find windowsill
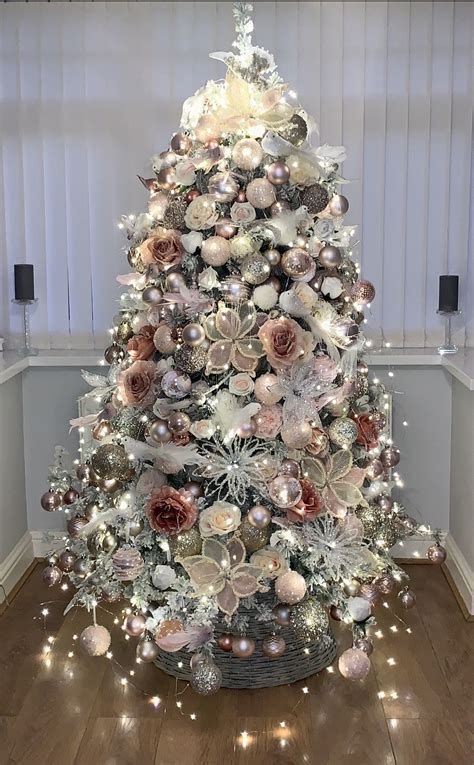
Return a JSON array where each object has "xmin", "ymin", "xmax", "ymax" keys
[{"xmin": 1, "ymin": 346, "xmax": 474, "ymax": 390}]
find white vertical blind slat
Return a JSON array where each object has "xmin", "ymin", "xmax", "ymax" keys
[{"xmin": 0, "ymin": 1, "xmax": 472, "ymax": 350}]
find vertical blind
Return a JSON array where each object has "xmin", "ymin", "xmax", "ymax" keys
[{"xmin": 0, "ymin": 1, "xmax": 472, "ymax": 350}]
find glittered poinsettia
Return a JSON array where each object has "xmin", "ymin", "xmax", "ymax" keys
[
  {"xmin": 301, "ymin": 450, "xmax": 366, "ymax": 518},
  {"xmin": 203, "ymin": 301, "xmax": 264, "ymax": 374},
  {"xmin": 177, "ymin": 536, "xmax": 264, "ymax": 617}
]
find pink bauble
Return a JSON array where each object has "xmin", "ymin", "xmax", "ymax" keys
[
  {"xmin": 247, "ymin": 505, "xmax": 272, "ymax": 529},
  {"xmin": 281, "ymin": 248, "xmax": 314, "ymax": 281},
  {"xmin": 279, "ymin": 459, "xmax": 300, "ymax": 478},
  {"xmin": 201, "ymin": 236, "xmax": 231, "ymax": 266},
  {"xmin": 380, "ymin": 446, "xmax": 400, "ymax": 469},
  {"xmin": 170, "ymin": 132, "xmax": 192, "ymax": 155},
  {"xmin": 215, "ymin": 217, "xmax": 238, "ymax": 239},
  {"xmin": 270, "ymin": 200, "xmax": 291, "ymax": 217},
  {"xmin": 237, "ymin": 420, "xmax": 257, "ymax": 439},
  {"xmin": 232, "ymin": 138, "xmax": 263, "ymax": 170},
  {"xmin": 266, "ymin": 161, "xmax": 290, "ymax": 186},
  {"xmin": 328, "ymin": 194, "xmax": 349, "ymax": 216},
  {"xmin": 42, "ymin": 565, "xmax": 62, "ymax": 587},
  {"xmin": 338, "ymin": 648, "xmax": 371, "ymax": 680},
  {"xmin": 366, "ymin": 459, "xmax": 384, "ymax": 481},
  {"xmin": 254, "ymin": 374, "xmax": 283, "ymax": 405},
  {"xmin": 195, "ymin": 114, "xmax": 221, "ymax": 143},
  {"xmin": 281, "ymin": 420, "xmax": 313, "ymax": 449},
  {"xmin": 41, "ymin": 491, "xmax": 61, "ymax": 512},
  {"xmin": 427, "ymin": 544, "xmax": 447, "ymax": 565},
  {"xmin": 136, "ymin": 640, "xmax": 159, "ymax": 662},
  {"xmin": 268, "ymin": 475, "xmax": 302, "ymax": 508},
  {"xmin": 399, "ymin": 589, "xmax": 417, "ymax": 609},
  {"xmin": 208, "ymin": 172, "xmax": 239, "ymax": 203},
  {"xmin": 123, "ymin": 613, "xmax": 147, "ymax": 637},
  {"xmin": 157, "ymin": 166, "xmax": 177, "ymax": 190},
  {"xmin": 153, "ymin": 325, "xmax": 177, "ymax": 355},
  {"xmin": 80, "ymin": 624, "xmax": 111, "ymax": 657},
  {"xmin": 275, "ymin": 571, "xmax": 307, "ymax": 604},
  {"xmin": 262, "ymin": 635, "xmax": 286, "ymax": 658},
  {"xmin": 246, "ymin": 178, "xmax": 276, "ymax": 209},
  {"xmin": 148, "ymin": 419, "xmax": 172, "ymax": 444},
  {"xmin": 231, "ymin": 636, "xmax": 255, "ymax": 658}
]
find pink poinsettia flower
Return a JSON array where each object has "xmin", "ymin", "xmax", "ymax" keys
[
  {"xmin": 177, "ymin": 536, "xmax": 264, "ymax": 617},
  {"xmin": 301, "ymin": 450, "xmax": 366, "ymax": 519},
  {"xmin": 203, "ymin": 301, "xmax": 264, "ymax": 374}
]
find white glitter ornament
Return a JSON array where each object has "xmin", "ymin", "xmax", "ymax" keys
[
  {"xmin": 275, "ymin": 570, "xmax": 307, "ymax": 604},
  {"xmin": 80, "ymin": 624, "xmax": 111, "ymax": 657},
  {"xmin": 338, "ymin": 647, "xmax": 371, "ymax": 680}
]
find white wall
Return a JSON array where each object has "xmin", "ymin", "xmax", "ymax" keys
[
  {"xmin": 1, "ymin": 1, "xmax": 472, "ymax": 351},
  {"xmin": 22, "ymin": 364, "xmax": 452, "ymax": 535}
]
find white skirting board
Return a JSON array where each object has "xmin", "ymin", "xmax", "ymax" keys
[
  {"xmin": 444, "ymin": 534, "xmax": 474, "ymax": 616},
  {"xmin": 30, "ymin": 530, "xmax": 66, "ymax": 559},
  {"xmin": 0, "ymin": 532, "xmax": 34, "ymax": 604}
]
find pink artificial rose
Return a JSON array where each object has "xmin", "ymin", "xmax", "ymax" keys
[
  {"xmin": 313, "ymin": 355, "xmax": 339, "ymax": 384},
  {"xmin": 258, "ymin": 317, "xmax": 314, "ymax": 370},
  {"xmin": 117, "ymin": 360, "xmax": 156, "ymax": 408},
  {"xmin": 138, "ymin": 228, "xmax": 184, "ymax": 271},
  {"xmin": 126, "ymin": 325, "xmax": 156, "ymax": 360},
  {"xmin": 145, "ymin": 486, "xmax": 198, "ymax": 536},
  {"xmin": 252, "ymin": 404, "xmax": 283, "ymax": 439}
]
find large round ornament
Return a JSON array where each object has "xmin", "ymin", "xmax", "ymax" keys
[
  {"xmin": 91, "ymin": 444, "xmax": 129, "ymax": 480},
  {"xmin": 301, "ymin": 184, "xmax": 329, "ymax": 215},
  {"xmin": 67, "ymin": 515, "xmax": 88, "ymax": 538},
  {"xmin": 338, "ymin": 647, "xmax": 370, "ymax": 680},
  {"xmin": 328, "ymin": 194, "xmax": 349, "ymax": 216},
  {"xmin": 275, "ymin": 571, "xmax": 307, "ymax": 605},
  {"xmin": 136, "ymin": 639, "xmax": 159, "ymax": 663},
  {"xmin": 161, "ymin": 370, "xmax": 192, "ymax": 399},
  {"xmin": 167, "ymin": 412, "xmax": 191, "ymax": 436},
  {"xmin": 247, "ymin": 505, "xmax": 272, "ymax": 529},
  {"xmin": 76, "ymin": 464, "xmax": 91, "ymax": 482},
  {"xmin": 328, "ymin": 418, "xmax": 358, "ymax": 448},
  {"xmin": 281, "ymin": 248, "xmax": 314, "ymax": 280},
  {"xmin": 42, "ymin": 565, "xmax": 62, "ymax": 587},
  {"xmin": 168, "ymin": 527, "xmax": 202, "ymax": 558},
  {"xmin": 201, "ymin": 236, "xmax": 231, "ymax": 267},
  {"xmin": 254, "ymin": 374, "xmax": 283, "ymax": 405},
  {"xmin": 380, "ymin": 446, "xmax": 400, "ymax": 469},
  {"xmin": 157, "ymin": 166, "xmax": 177, "ymax": 190},
  {"xmin": 148, "ymin": 419, "xmax": 172, "ymax": 445},
  {"xmin": 268, "ymin": 475, "xmax": 302, "ymax": 508},
  {"xmin": 290, "ymin": 597, "xmax": 329, "ymax": 640},
  {"xmin": 191, "ymin": 660, "xmax": 222, "ymax": 695},
  {"xmin": 374, "ymin": 493, "xmax": 393, "ymax": 513},
  {"xmin": 41, "ymin": 490, "xmax": 61, "ymax": 512},
  {"xmin": 366, "ymin": 459, "xmax": 384, "ymax": 481},
  {"xmin": 153, "ymin": 325, "xmax": 177, "ymax": 354},
  {"xmin": 374, "ymin": 573, "xmax": 396, "ymax": 594},
  {"xmin": 241, "ymin": 254, "xmax": 271, "ymax": 285},
  {"xmin": 231, "ymin": 636, "xmax": 255, "ymax": 659},
  {"xmin": 142, "ymin": 286, "xmax": 163, "ymax": 306},
  {"xmin": 182, "ymin": 323, "xmax": 205, "ymax": 347},
  {"xmin": 80, "ymin": 624, "xmax": 111, "ymax": 657},
  {"xmin": 112, "ymin": 547, "xmax": 145, "ymax": 581},
  {"xmin": 174, "ymin": 345, "xmax": 208, "ymax": 374},
  {"xmin": 266, "ymin": 161, "xmax": 290, "ymax": 186},
  {"xmin": 215, "ymin": 217, "xmax": 238, "ymax": 239},
  {"xmin": 239, "ymin": 518, "xmax": 270, "ymax": 553},
  {"xmin": 273, "ymin": 603, "xmax": 291, "ymax": 626},
  {"xmin": 58, "ymin": 550, "xmax": 76, "ymax": 573},
  {"xmin": 318, "ymin": 245, "xmax": 342, "ymax": 269},
  {"xmin": 262, "ymin": 635, "xmax": 286, "ymax": 658},
  {"xmin": 351, "ymin": 280, "xmax": 376, "ymax": 305},
  {"xmin": 246, "ymin": 178, "xmax": 276, "ymax": 209},
  {"xmin": 280, "ymin": 420, "xmax": 313, "ymax": 449},
  {"xmin": 123, "ymin": 613, "xmax": 146, "ymax": 637},
  {"xmin": 62, "ymin": 488, "xmax": 79, "ymax": 506},
  {"xmin": 280, "ymin": 459, "xmax": 300, "ymax": 478},
  {"xmin": 232, "ymin": 138, "xmax": 263, "ymax": 170},
  {"xmin": 427, "ymin": 544, "xmax": 447, "ymax": 564},
  {"xmin": 104, "ymin": 343, "xmax": 125, "ymax": 365}
]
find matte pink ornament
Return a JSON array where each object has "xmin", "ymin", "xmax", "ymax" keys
[
  {"xmin": 275, "ymin": 571, "xmax": 307, "ymax": 604},
  {"xmin": 201, "ymin": 236, "xmax": 231, "ymax": 266},
  {"xmin": 338, "ymin": 647, "xmax": 371, "ymax": 680},
  {"xmin": 266, "ymin": 161, "xmax": 290, "ymax": 186}
]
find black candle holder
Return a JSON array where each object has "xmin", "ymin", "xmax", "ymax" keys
[
  {"xmin": 11, "ymin": 299, "xmax": 39, "ymax": 357},
  {"xmin": 436, "ymin": 309, "xmax": 461, "ymax": 355}
]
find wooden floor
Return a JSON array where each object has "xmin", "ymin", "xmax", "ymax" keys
[{"xmin": 0, "ymin": 564, "xmax": 472, "ymax": 765}]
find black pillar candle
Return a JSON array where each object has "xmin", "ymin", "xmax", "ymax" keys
[
  {"xmin": 14, "ymin": 264, "xmax": 35, "ymax": 301},
  {"xmin": 438, "ymin": 275, "xmax": 458, "ymax": 313}
]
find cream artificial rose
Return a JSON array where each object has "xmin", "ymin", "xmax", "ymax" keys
[
  {"xmin": 190, "ymin": 419, "xmax": 216, "ymax": 439},
  {"xmin": 184, "ymin": 194, "xmax": 219, "ymax": 230},
  {"xmin": 230, "ymin": 202, "xmax": 257, "ymax": 225},
  {"xmin": 250, "ymin": 546, "xmax": 289, "ymax": 578},
  {"xmin": 229, "ymin": 233, "xmax": 255, "ymax": 260},
  {"xmin": 199, "ymin": 501, "xmax": 242, "ymax": 537},
  {"xmin": 229, "ymin": 373, "xmax": 255, "ymax": 397}
]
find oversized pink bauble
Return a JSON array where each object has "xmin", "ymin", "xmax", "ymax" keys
[
  {"xmin": 351, "ymin": 280, "xmax": 376, "ymax": 305},
  {"xmin": 281, "ymin": 420, "xmax": 313, "ymax": 449},
  {"xmin": 168, "ymin": 412, "xmax": 191, "ymax": 435},
  {"xmin": 338, "ymin": 648, "xmax": 371, "ymax": 680},
  {"xmin": 201, "ymin": 236, "xmax": 231, "ymax": 266},
  {"xmin": 142, "ymin": 286, "xmax": 164, "ymax": 306},
  {"xmin": 275, "ymin": 571, "xmax": 307, "ymax": 604},
  {"xmin": 80, "ymin": 624, "xmax": 111, "ymax": 657},
  {"xmin": 123, "ymin": 613, "xmax": 147, "ymax": 637},
  {"xmin": 232, "ymin": 138, "xmax": 263, "ymax": 170},
  {"xmin": 232, "ymin": 636, "xmax": 255, "ymax": 658},
  {"xmin": 254, "ymin": 374, "xmax": 283, "ymax": 405},
  {"xmin": 268, "ymin": 475, "xmax": 302, "ymax": 508},
  {"xmin": 266, "ymin": 161, "xmax": 290, "ymax": 186},
  {"xmin": 246, "ymin": 178, "xmax": 276, "ymax": 209},
  {"xmin": 427, "ymin": 544, "xmax": 447, "ymax": 564}
]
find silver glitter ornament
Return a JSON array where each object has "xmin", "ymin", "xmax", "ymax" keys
[
  {"xmin": 290, "ymin": 597, "xmax": 329, "ymax": 642},
  {"xmin": 301, "ymin": 184, "xmax": 329, "ymax": 215},
  {"xmin": 241, "ymin": 254, "xmax": 271, "ymax": 285},
  {"xmin": 190, "ymin": 660, "xmax": 222, "ymax": 695},
  {"xmin": 355, "ymin": 505, "xmax": 385, "ymax": 538},
  {"xmin": 328, "ymin": 417, "xmax": 358, "ymax": 448},
  {"xmin": 91, "ymin": 444, "xmax": 129, "ymax": 480}
]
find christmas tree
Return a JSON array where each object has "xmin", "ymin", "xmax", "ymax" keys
[{"xmin": 40, "ymin": 3, "xmax": 445, "ymax": 695}]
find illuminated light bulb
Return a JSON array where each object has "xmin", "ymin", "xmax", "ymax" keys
[
  {"xmin": 150, "ymin": 696, "xmax": 161, "ymax": 708},
  {"xmin": 190, "ymin": 713, "xmax": 197, "ymax": 720},
  {"xmin": 302, "ymin": 686, "xmax": 309, "ymax": 694},
  {"xmin": 106, "ymin": 651, "xmax": 113, "ymax": 659},
  {"xmin": 120, "ymin": 678, "xmax": 127, "ymax": 686},
  {"xmin": 387, "ymin": 657, "xmax": 396, "ymax": 666},
  {"xmin": 176, "ymin": 701, "xmax": 182, "ymax": 709}
]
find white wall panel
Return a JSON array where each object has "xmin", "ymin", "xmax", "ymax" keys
[{"xmin": 0, "ymin": 1, "xmax": 472, "ymax": 349}]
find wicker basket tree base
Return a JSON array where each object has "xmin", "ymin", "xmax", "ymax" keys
[{"xmin": 154, "ymin": 595, "xmax": 338, "ymax": 689}]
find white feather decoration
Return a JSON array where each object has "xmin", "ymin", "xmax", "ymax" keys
[
  {"xmin": 123, "ymin": 437, "xmax": 203, "ymax": 474},
  {"xmin": 212, "ymin": 390, "xmax": 261, "ymax": 442}
]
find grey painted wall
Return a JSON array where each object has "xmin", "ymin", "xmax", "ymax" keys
[
  {"xmin": 0, "ymin": 375, "xmax": 27, "ymax": 560},
  {"xmin": 20, "ymin": 364, "xmax": 452, "ymax": 535}
]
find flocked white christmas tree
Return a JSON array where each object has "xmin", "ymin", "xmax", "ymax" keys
[{"xmin": 40, "ymin": 3, "xmax": 445, "ymax": 695}]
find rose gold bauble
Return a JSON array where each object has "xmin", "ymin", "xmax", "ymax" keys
[
  {"xmin": 281, "ymin": 248, "xmax": 314, "ymax": 280},
  {"xmin": 157, "ymin": 166, "xmax": 177, "ymax": 190},
  {"xmin": 170, "ymin": 132, "xmax": 192, "ymax": 155},
  {"xmin": 328, "ymin": 194, "xmax": 349, "ymax": 216},
  {"xmin": 399, "ymin": 588, "xmax": 417, "ymax": 609},
  {"xmin": 254, "ymin": 374, "xmax": 283, "ymax": 405},
  {"xmin": 236, "ymin": 420, "xmax": 257, "ymax": 439},
  {"xmin": 275, "ymin": 571, "xmax": 307, "ymax": 604},
  {"xmin": 351, "ymin": 280, "xmax": 376, "ymax": 305},
  {"xmin": 98, "ymin": 477, "xmax": 122, "ymax": 494},
  {"xmin": 380, "ymin": 446, "xmax": 400, "ymax": 468},
  {"xmin": 375, "ymin": 493, "xmax": 393, "ymax": 513},
  {"xmin": 208, "ymin": 172, "xmax": 239, "ymax": 203},
  {"xmin": 266, "ymin": 161, "xmax": 290, "ymax": 186},
  {"xmin": 281, "ymin": 420, "xmax": 313, "ymax": 449},
  {"xmin": 41, "ymin": 490, "xmax": 61, "ymax": 512},
  {"xmin": 92, "ymin": 420, "xmax": 113, "ymax": 441},
  {"xmin": 168, "ymin": 412, "xmax": 191, "ymax": 435},
  {"xmin": 159, "ymin": 150, "xmax": 178, "ymax": 167},
  {"xmin": 166, "ymin": 272, "xmax": 186, "ymax": 293},
  {"xmin": 67, "ymin": 515, "xmax": 88, "ymax": 538},
  {"xmin": 63, "ymin": 488, "xmax": 79, "ymax": 505},
  {"xmin": 262, "ymin": 635, "xmax": 286, "ymax": 658},
  {"xmin": 246, "ymin": 178, "xmax": 276, "ymax": 209},
  {"xmin": 273, "ymin": 603, "xmax": 291, "ymax": 626},
  {"xmin": 375, "ymin": 573, "xmax": 396, "ymax": 594},
  {"xmin": 183, "ymin": 481, "xmax": 203, "ymax": 499},
  {"xmin": 279, "ymin": 459, "xmax": 300, "ymax": 478},
  {"xmin": 338, "ymin": 647, "xmax": 371, "ymax": 680},
  {"xmin": 268, "ymin": 475, "xmax": 302, "ymax": 508},
  {"xmin": 148, "ymin": 419, "xmax": 172, "ymax": 444},
  {"xmin": 232, "ymin": 138, "xmax": 263, "ymax": 170},
  {"xmin": 76, "ymin": 464, "xmax": 91, "ymax": 482},
  {"xmin": 195, "ymin": 115, "xmax": 221, "ymax": 143},
  {"xmin": 366, "ymin": 459, "xmax": 384, "ymax": 481},
  {"xmin": 136, "ymin": 640, "xmax": 159, "ymax": 662},
  {"xmin": 201, "ymin": 236, "xmax": 231, "ymax": 266},
  {"xmin": 123, "ymin": 613, "xmax": 147, "ymax": 637},
  {"xmin": 42, "ymin": 565, "xmax": 62, "ymax": 587},
  {"xmin": 231, "ymin": 636, "xmax": 255, "ymax": 658},
  {"xmin": 153, "ymin": 325, "xmax": 177, "ymax": 354},
  {"xmin": 215, "ymin": 217, "xmax": 238, "ymax": 239},
  {"xmin": 318, "ymin": 245, "xmax": 342, "ymax": 269},
  {"xmin": 142, "ymin": 286, "xmax": 163, "ymax": 306},
  {"xmin": 263, "ymin": 248, "xmax": 281, "ymax": 267},
  {"xmin": 247, "ymin": 505, "xmax": 272, "ymax": 529},
  {"xmin": 217, "ymin": 634, "xmax": 233, "ymax": 652},
  {"xmin": 427, "ymin": 544, "xmax": 447, "ymax": 564},
  {"xmin": 270, "ymin": 200, "xmax": 291, "ymax": 217},
  {"xmin": 359, "ymin": 583, "xmax": 382, "ymax": 605},
  {"xmin": 58, "ymin": 550, "xmax": 76, "ymax": 573}
]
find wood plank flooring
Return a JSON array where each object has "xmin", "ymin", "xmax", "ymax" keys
[{"xmin": 0, "ymin": 564, "xmax": 472, "ymax": 765}]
